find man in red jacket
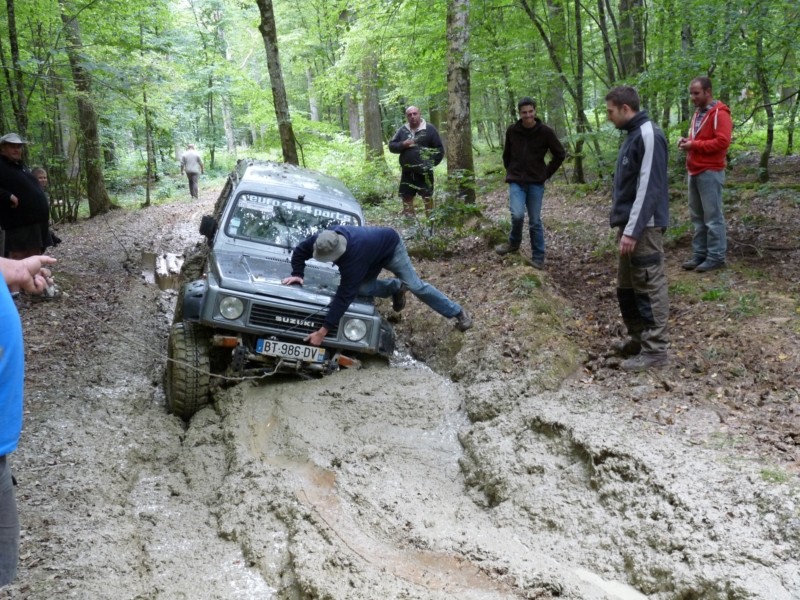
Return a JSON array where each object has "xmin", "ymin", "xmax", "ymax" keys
[{"xmin": 677, "ymin": 77, "xmax": 732, "ymax": 273}]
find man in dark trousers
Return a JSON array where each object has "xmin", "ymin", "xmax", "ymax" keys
[
  {"xmin": 0, "ymin": 134, "xmax": 51, "ymax": 267},
  {"xmin": 605, "ymin": 86, "xmax": 670, "ymax": 371},
  {"xmin": 282, "ymin": 226, "xmax": 471, "ymax": 346},
  {"xmin": 495, "ymin": 97, "xmax": 566, "ymax": 269},
  {"xmin": 388, "ymin": 107, "xmax": 444, "ymax": 219}
]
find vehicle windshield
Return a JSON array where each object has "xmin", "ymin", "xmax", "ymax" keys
[{"xmin": 226, "ymin": 193, "xmax": 361, "ymax": 249}]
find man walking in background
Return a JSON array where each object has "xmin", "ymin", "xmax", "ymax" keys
[
  {"xmin": 605, "ymin": 86, "xmax": 670, "ymax": 372},
  {"xmin": 678, "ymin": 77, "xmax": 732, "ymax": 273},
  {"xmin": 495, "ymin": 97, "xmax": 566, "ymax": 269},
  {"xmin": 179, "ymin": 144, "xmax": 204, "ymax": 200},
  {"xmin": 388, "ymin": 106, "xmax": 444, "ymax": 220}
]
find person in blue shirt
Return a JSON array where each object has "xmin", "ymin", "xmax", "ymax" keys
[
  {"xmin": 1, "ymin": 254, "xmax": 56, "ymax": 586},
  {"xmin": 283, "ymin": 226, "xmax": 472, "ymax": 346}
]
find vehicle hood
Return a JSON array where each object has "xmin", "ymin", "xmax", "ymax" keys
[{"xmin": 210, "ymin": 250, "xmax": 373, "ymax": 313}]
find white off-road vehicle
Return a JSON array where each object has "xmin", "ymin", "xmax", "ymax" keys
[{"xmin": 166, "ymin": 160, "xmax": 396, "ymax": 419}]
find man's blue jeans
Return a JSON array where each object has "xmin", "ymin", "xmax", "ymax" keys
[
  {"xmin": 0, "ymin": 456, "xmax": 19, "ymax": 586},
  {"xmin": 508, "ymin": 183, "xmax": 546, "ymax": 261},
  {"xmin": 358, "ymin": 239, "xmax": 462, "ymax": 318},
  {"xmin": 688, "ymin": 170, "xmax": 727, "ymax": 264}
]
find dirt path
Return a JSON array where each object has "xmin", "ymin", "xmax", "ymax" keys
[{"xmin": 4, "ymin": 178, "xmax": 799, "ymax": 599}]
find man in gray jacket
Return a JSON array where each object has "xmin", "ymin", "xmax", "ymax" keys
[{"xmin": 605, "ymin": 86, "xmax": 670, "ymax": 371}]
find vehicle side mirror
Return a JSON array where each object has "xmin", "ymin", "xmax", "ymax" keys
[{"xmin": 199, "ymin": 215, "xmax": 218, "ymax": 241}]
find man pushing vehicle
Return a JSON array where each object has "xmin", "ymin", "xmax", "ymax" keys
[{"xmin": 282, "ymin": 225, "xmax": 472, "ymax": 345}]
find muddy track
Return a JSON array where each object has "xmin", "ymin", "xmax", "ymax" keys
[{"xmin": 5, "ymin": 189, "xmax": 799, "ymax": 599}]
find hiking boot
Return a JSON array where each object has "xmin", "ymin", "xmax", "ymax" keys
[
  {"xmin": 392, "ymin": 284, "xmax": 408, "ymax": 312},
  {"xmin": 494, "ymin": 243, "xmax": 520, "ymax": 256},
  {"xmin": 694, "ymin": 260, "xmax": 725, "ymax": 273},
  {"xmin": 611, "ymin": 338, "xmax": 641, "ymax": 357},
  {"xmin": 530, "ymin": 258, "xmax": 544, "ymax": 270},
  {"xmin": 621, "ymin": 352, "xmax": 668, "ymax": 372},
  {"xmin": 681, "ymin": 257, "xmax": 704, "ymax": 271},
  {"xmin": 454, "ymin": 309, "xmax": 473, "ymax": 332}
]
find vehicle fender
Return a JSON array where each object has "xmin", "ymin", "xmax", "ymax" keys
[{"xmin": 182, "ymin": 280, "xmax": 208, "ymax": 322}]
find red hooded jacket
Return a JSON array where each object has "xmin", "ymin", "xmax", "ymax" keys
[{"xmin": 686, "ymin": 101, "xmax": 732, "ymax": 175}]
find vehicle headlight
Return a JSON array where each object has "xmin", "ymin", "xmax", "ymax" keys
[
  {"xmin": 343, "ymin": 318, "xmax": 367, "ymax": 341},
  {"xmin": 219, "ymin": 296, "xmax": 245, "ymax": 320}
]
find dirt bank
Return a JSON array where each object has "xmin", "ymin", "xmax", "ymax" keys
[{"xmin": 4, "ymin": 166, "xmax": 799, "ymax": 599}]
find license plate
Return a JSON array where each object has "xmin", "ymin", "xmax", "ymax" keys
[{"xmin": 256, "ymin": 339, "xmax": 326, "ymax": 363}]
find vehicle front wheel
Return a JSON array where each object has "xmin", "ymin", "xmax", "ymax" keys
[{"xmin": 166, "ymin": 322, "xmax": 211, "ymax": 420}]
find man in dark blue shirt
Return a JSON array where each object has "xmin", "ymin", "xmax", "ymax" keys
[{"xmin": 283, "ymin": 226, "xmax": 471, "ymax": 345}]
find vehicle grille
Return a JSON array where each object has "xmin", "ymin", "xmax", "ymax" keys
[{"xmin": 248, "ymin": 304, "xmax": 338, "ymax": 337}]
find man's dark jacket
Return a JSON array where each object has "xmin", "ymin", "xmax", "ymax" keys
[
  {"xmin": 609, "ymin": 111, "xmax": 669, "ymax": 240},
  {"xmin": 388, "ymin": 123, "xmax": 444, "ymax": 173},
  {"xmin": 0, "ymin": 156, "xmax": 50, "ymax": 230},
  {"xmin": 291, "ymin": 226, "xmax": 400, "ymax": 330},
  {"xmin": 503, "ymin": 118, "xmax": 566, "ymax": 184}
]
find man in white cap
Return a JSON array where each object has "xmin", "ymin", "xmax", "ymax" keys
[
  {"xmin": 0, "ymin": 134, "xmax": 51, "ymax": 268},
  {"xmin": 282, "ymin": 226, "xmax": 472, "ymax": 346}
]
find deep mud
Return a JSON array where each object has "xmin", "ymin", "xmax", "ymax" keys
[{"xmin": 4, "ymin": 163, "xmax": 799, "ymax": 599}]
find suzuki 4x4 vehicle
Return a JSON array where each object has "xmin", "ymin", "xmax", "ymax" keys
[{"xmin": 166, "ymin": 160, "xmax": 396, "ymax": 420}]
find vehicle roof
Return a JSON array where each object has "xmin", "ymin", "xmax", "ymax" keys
[{"xmin": 235, "ymin": 160, "xmax": 362, "ymax": 214}]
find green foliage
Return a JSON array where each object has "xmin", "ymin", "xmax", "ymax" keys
[
  {"xmin": 701, "ymin": 287, "xmax": 728, "ymax": 302},
  {"xmin": 760, "ymin": 468, "xmax": 790, "ymax": 484}
]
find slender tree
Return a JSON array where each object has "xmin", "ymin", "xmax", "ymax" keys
[
  {"xmin": 255, "ymin": 0, "xmax": 298, "ymax": 165},
  {"xmin": 58, "ymin": 0, "xmax": 112, "ymax": 217},
  {"xmin": 446, "ymin": 0, "xmax": 475, "ymax": 203}
]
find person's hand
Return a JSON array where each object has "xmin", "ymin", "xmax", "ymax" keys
[
  {"xmin": 10, "ymin": 194, "xmax": 19, "ymax": 208},
  {"xmin": 281, "ymin": 275, "xmax": 303, "ymax": 286},
  {"xmin": 619, "ymin": 235, "xmax": 637, "ymax": 256},
  {"xmin": 0, "ymin": 255, "xmax": 56, "ymax": 293},
  {"xmin": 403, "ymin": 138, "xmax": 416, "ymax": 148},
  {"xmin": 304, "ymin": 328, "xmax": 327, "ymax": 346},
  {"xmin": 677, "ymin": 137, "xmax": 692, "ymax": 151}
]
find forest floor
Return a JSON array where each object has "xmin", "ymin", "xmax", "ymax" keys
[{"xmin": 3, "ymin": 154, "xmax": 799, "ymax": 599}]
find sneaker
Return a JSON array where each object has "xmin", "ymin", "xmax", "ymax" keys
[
  {"xmin": 392, "ymin": 284, "xmax": 408, "ymax": 312},
  {"xmin": 611, "ymin": 338, "xmax": 641, "ymax": 357},
  {"xmin": 454, "ymin": 309, "xmax": 473, "ymax": 332},
  {"xmin": 681, "ymin": 257, "xmax": 704, "ymax": 270},
  {"xmin": 694, "ymin": 260, "xmax": 725, "ymax": 273},
  {"xmin": 494, "ymin": 243, "xmax": 520, "ymax": 256},
  {"xmin": 530, "ymin": 258, "xmax": 544, "ymax": 270},
  {"xmin": 621, "ymin": 353, "xmax": 668, "ymax": 371}
]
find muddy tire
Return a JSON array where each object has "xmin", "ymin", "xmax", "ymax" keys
[{"xmin": 166, "ymin": 322, "xmax": 211, "ymax": 420}]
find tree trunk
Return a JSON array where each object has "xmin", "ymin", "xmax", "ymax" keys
[
  {"xmin": 544, "ymin": 0, "xmax": 567, "ymax": 139},
  {"xmin": 143, "ymin": 87, "xmax": 153, "ymax": 207},
  {"xmin": 255, "ymin": 0, "xmax": 298, "ymax": 165},
  {"xmin": 362, "ymin": 54, "xmax": 384, "ymax": 161},
  {"xmin": 307, "ymin": 68, "xmax": 320, "ymax": 122},
  {"xmin": 618, "ymin": 0, "xmax": 645, "ymax": 77},
  {"xmin": 4, "ymin": 0, "xmax": 27, "ymax": 135},
  {"xmin": 222, "ymin": 99, "xmax": 236, "ymax": 153},
  {"xmin": 786, "ymin": 91, "xmax": 798, "ymax": 155},
  {"xmin": 59, "ymin": 1, "xmax": 112, "ymax": 217},
  {"xmin": 755, "ymin": 35, "xmax": 773, "ymax": 183},
  {"xmin": 345, "ymin": 94, "xmax": 361, "ymax": 141},
  {"xmin": 571, "ymin": 0, "xmax": 585, "ymax": 183},
  {"xmin": 596, "ymin": 0, "xmax": 617, "ymax": 85},
  {"xmin": 446, "ymin": 0, "xmax": 475, "ymax": 204}
]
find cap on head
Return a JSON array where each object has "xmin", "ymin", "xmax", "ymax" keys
[
  {"xmin": 313, "ymin": 231, "xmax": 348, "ymax": 262},
  {"xmin": 0, "ymin": 133, "xmax": 29, "ymax": 145}
]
